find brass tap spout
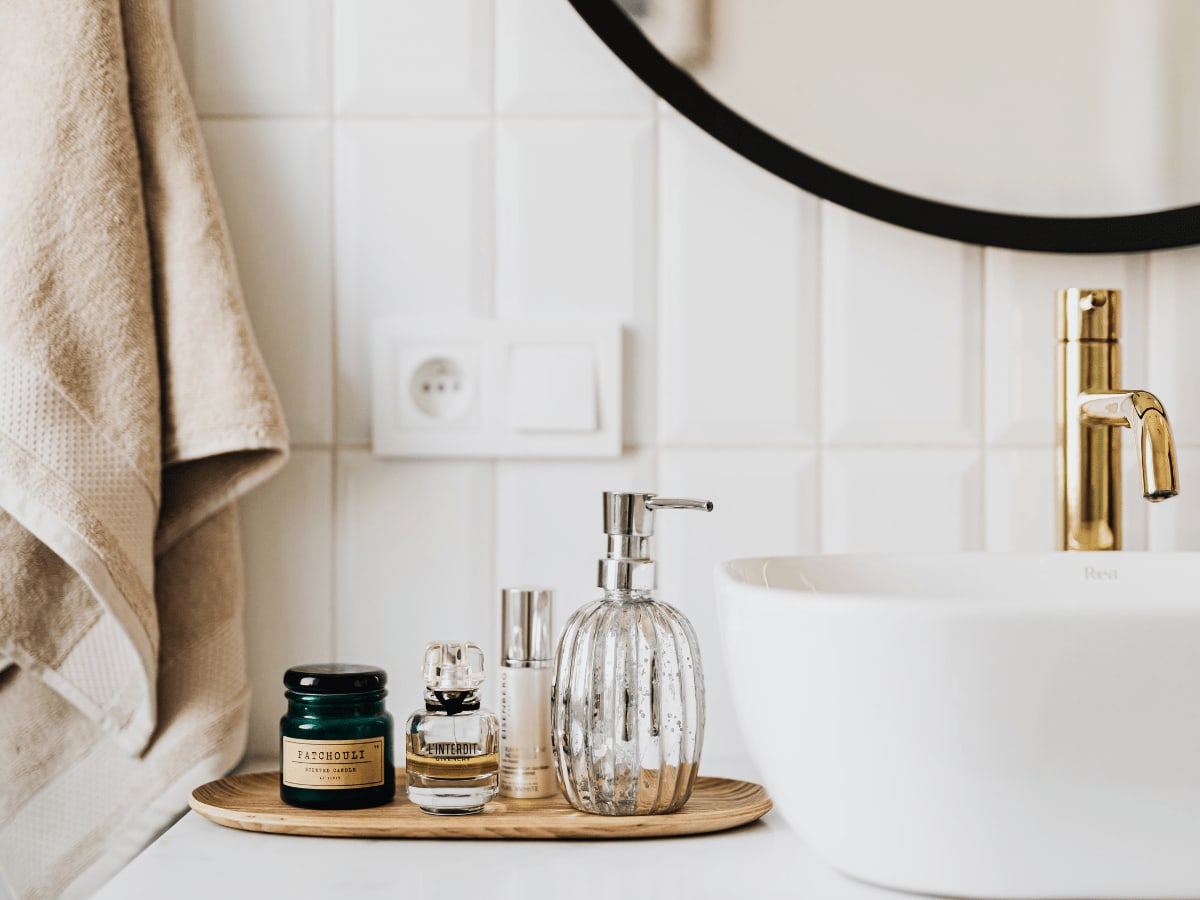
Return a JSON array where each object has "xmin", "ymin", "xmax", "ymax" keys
[
  {"xmin": 1057, "ymin": 289, "xmax": 1179, "ymax": 551},
  {"xmin": 1078, "ymin": 390, "xmax": 1179, "ymax": 501}
]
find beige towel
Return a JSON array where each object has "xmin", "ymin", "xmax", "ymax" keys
[{"xmin": 0, "ymin": 1, "xmax": 289, "ymax": 896}]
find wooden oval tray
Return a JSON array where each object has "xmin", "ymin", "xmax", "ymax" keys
[{"xmin": 191, "ymin": 770, "xmax": 771, "ymax": 839}]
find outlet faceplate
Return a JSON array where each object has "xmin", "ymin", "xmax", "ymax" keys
[
  {"xmin": 371, "ymin": 319, "xmax": 622, "ymax": 459},
  {"xmin": 392, "ymin": 342, "xmax": 482, "ymax": 431},
  {"xmin": 410, "ymin": 356, "xmax": 467, "ymax": 418}
]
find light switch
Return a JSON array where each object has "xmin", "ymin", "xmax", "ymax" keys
[{"xmin": 508, "ymin": 344, "xmax": 598, "ymax": 432}]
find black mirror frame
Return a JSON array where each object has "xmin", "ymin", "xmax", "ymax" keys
[{"xmin": 569, "ymin": 0, "xmax": 1200, "ymax": 254}]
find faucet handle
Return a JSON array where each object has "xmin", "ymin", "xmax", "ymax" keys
[{"xmin": 1058, "ymin": 288, "xmax": 1120, "ymax": 342}]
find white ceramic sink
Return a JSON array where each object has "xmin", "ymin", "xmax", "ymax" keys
[{"xmin": 715, "ymin": 553, "xmax": 1200, "ymax": 900}]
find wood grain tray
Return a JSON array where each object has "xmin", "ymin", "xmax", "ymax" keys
[{"xmin": 190, "ymin": 770, "xmax": 771, "ymax": 839}]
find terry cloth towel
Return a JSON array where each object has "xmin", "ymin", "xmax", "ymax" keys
[{"xmin": 0, "ymin": 0, "xmax": 289, "ymax": 896}]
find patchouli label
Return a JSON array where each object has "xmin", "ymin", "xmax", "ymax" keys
[{"xmin": 281, "ymin": 736, "xmax": 385, "ymax": 789}]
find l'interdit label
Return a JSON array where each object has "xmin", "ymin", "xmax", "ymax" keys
[{"xmin": 281, "ymin": 736, "xmax": 385, "ymax": 789}]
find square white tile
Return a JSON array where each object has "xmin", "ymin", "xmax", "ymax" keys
[
  {"xmin": 984, "ymin": 249, "xmax": 1148, "ymax": 445},
  {"xmin": 202, "ymin": 120, "xmax": 333, "ymax": 445},
  {"xmin": 496, "ymin": 0, "xmax": 654, "ymax": 115},
  {"xmin": 335, "ymin": 120, "xmax": 492, "ymax": 444},
  {"xmin": 175, "ymin": 0, "xmax": 330, "ymax": 115},
  {"xmin": 494, "ymin": 452, "xmax": 656, "ymax": 639},
  {"xmin": 658, "ymin": 117, "xmax": 819, "ymax": 447},
  {"xmin": 1148, "ymin": 246, "xmax": 1200, "ymax": 447},
  {"xmin": 657, "ymin": 450, "xmax": 819, "ymax": 763},
  {"xmin": 239, "ymin": 451, "xmax": 333, "ymax": 756},
  {"xmin": 822, "ymin": 205, "xmax": 983, "ymax": 445},
  {"xmin": 984, "ymin": 449, "xmax": 1055, "ymax": 551},
  {"xmin": 496, "ymin": 119, "xmax": 655, "ymax": 443},
  {"xmin": 822, "ymin": 449, "xmax": 983, "ymax": 552},
  {"xmin": 333, "ymin": 0, "xmax": 491, "ymax": 115},
  {"xmin": 334, "ymin": 453, "xmax": 496, "ymax": 707}
]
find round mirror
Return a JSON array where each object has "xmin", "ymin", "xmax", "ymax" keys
[{"xmin": 571, "ymin": 0, "xmax": 1200, "ymax": 252}]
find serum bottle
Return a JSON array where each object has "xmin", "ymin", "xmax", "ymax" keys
[
  {"xmin": 499, "ymin": 587, "xmax": 556, "ymax": 799},
  {"xmin": 405, "ymin": 642, "xmax": 499, "ymax": 815}
]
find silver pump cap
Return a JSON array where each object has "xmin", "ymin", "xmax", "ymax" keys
[
  {"xmin": 598, "ymin": 492, "xmax": 713, "ymax": 591},
  {"xmin": 501, "ymin": 587, "xmax": 554, "ymax": 666}
]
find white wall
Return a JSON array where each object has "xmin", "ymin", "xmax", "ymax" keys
[{"xmin": 173, "ymin": 0, "xmax": 1200, "ymax": 766}]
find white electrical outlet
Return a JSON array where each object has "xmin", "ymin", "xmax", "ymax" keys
[
  {"xmin": 409, "ymin": 357, "xmax": 466, "ymax": 418},
  {"xmin": 393, "ymin": 342, "xmax": 482, "ymax": 431},
  {"xmin": 371, "ymin": 319, "xmax": 621, "ymax": 459}
]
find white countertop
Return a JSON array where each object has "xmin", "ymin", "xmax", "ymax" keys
[{"xmin": 94, "ymin": 759, "xmax": 901, "ymax": 900}]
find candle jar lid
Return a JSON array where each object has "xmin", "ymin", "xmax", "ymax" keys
[{"xmin": 284, "ymin": 663, "xmax": 387, "ymax": 694}]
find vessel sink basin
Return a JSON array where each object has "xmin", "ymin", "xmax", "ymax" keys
[{"xmin": 714, "ymin": 553, "xmax": 1200, "ymax": 900}]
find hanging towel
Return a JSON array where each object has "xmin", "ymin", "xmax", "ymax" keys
[{"xmin": 0, "ymin": 0, "xmax": 289, "ymax": 896}]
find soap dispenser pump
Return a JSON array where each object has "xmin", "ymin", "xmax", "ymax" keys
[{"xmin": 551, "ymin": 491, "xmax": 713, "ymax": 816}]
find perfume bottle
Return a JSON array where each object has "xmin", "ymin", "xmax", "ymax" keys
[
  {"xmin": 499, "ymin": 587, "xmax": 556, "ymax": 798},
  {"xmin": 405, "ymin": 641, "xmax": 499, "ymax": 815},
  {"xmin": 552, "ymin": 492, "xmax": 712, "ymax": 816}
]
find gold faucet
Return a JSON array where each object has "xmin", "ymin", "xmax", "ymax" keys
[{"xmin": 1057, "ymin": 289, "xmax": 1179, "ymax": 551}]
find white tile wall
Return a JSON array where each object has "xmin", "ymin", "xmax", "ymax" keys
[
  {"xmin": 239, "ymin": 451, "xmax": 333, "ymax": 754},
  {"xmin": 984, "ymin": 449, "xmax": 1055, "ymax": 551},
  {"xmin": 493, "ymin": 118, "xmax": 655, "ymax": 312},
  {"xmin": 174, "ymin": 3, "xmax": 1200, "ymax": 759},
  {"xmin": 202, "ymin": 120, "xmax": 333, "ymax": 445},
  {"xmin": 496, "ymin": 118, "xmax": 656, "ymax": 442},
  {"xmin": 822, "ymin": 206, "xmax": 983, "ymax": 446},
  {"xmin": 659, "ymin": 117, "xmax": 819, "ymax": 447},
  {"xmin": 495, "ymin": 0, "xmax": 654, "ymax": 115},
  {"xmin": 334, "ymin": 1, "xmax": 492, "ymax": 115},
  {"xmin": 335, "ymin": 119, "xmax": 492, "ymax": 443},
  {"xmin": 822, "ymin": 450, "xmax": 983, "ymax": 552},
  {"xmin": 335, "ymin": 453, "xmax": 494, "ymax": 706},
  {"xmin": 176, "ymin": 0, "xmax": 330, "ymax": 115}
]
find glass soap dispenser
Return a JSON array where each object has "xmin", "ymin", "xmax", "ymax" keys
[
  {"xmin": 405, "ymin": 641, "xmax": 499, "ymax": 815},
  {"xmin": 552, "ymin": 491, "xmax": 713, "ymax": 816}
]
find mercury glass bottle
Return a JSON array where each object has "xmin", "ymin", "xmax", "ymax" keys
[
  {"xmin": 552, "ymin": 492, "xmax": 713, "ymax": 816},
  {"xmin": 405, "ymin": 642, "xmax": 499, "ymax": 815}
]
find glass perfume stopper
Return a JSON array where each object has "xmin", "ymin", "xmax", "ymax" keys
[{"xmin": 421, "ymin": 641, "xmax": 486, "ymax": 691}]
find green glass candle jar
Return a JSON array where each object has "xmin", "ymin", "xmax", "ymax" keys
[{"xmin": 280, "ymin": 664, "xmax": 395, "ymax": 809}]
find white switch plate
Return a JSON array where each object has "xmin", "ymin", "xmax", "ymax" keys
[{"xmin": 371, "ymin": 318, "xmax": 622, "ymax": 458}]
